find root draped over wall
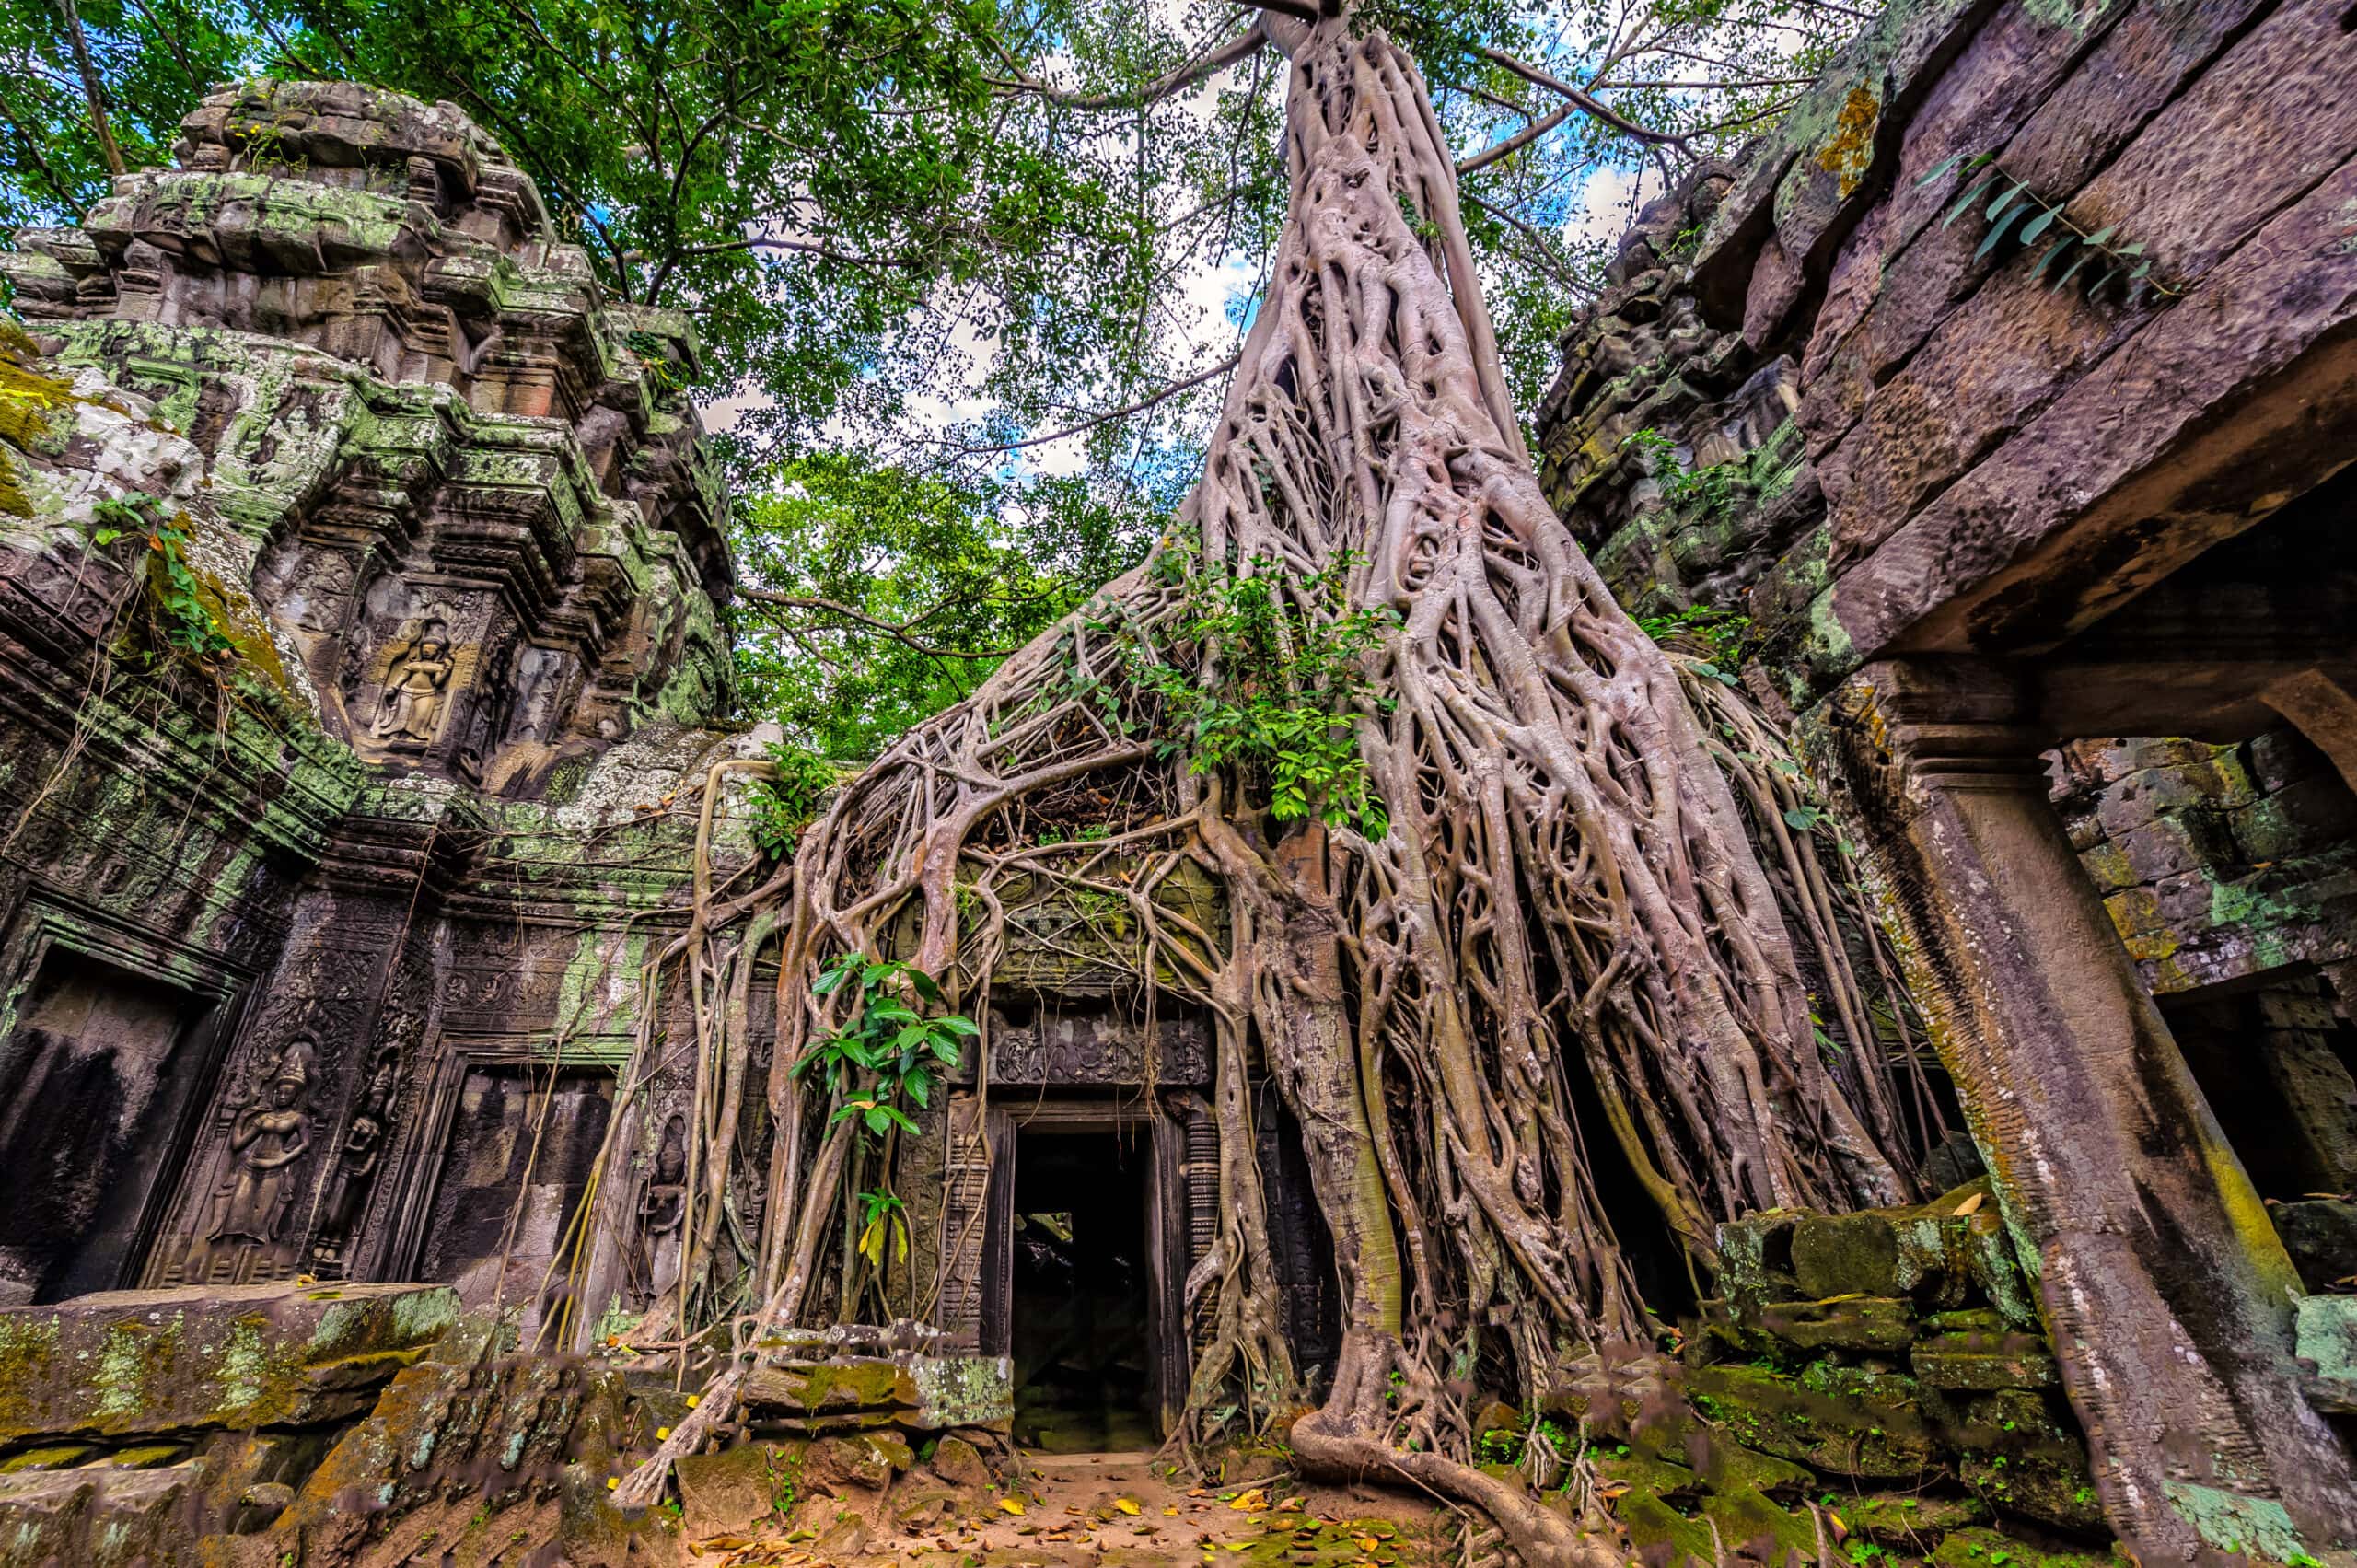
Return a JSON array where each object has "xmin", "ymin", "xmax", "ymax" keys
[{"xmin": 594, "ymin": 15, "xmax": 1936, "ymax": 1558}]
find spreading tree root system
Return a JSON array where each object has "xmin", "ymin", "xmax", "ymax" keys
[{"xmin": 574, "ymin": 18, "xmax": 1942, "ymax": 1564}]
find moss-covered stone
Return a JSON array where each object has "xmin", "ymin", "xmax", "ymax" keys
[
  {"xmin": 0, "ymin": 1282, "xmax": 456, "ymax": 1443},
  {"xmin": 1929, "ymin": 1526, "xmax": 2114, "ymax": 1568}
]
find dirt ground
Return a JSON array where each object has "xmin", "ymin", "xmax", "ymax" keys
[{"xmin": 683, "ymin": 1448, "xmax": 1459, "ymax": 1568}]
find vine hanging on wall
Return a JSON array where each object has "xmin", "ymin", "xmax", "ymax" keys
[{"xmin": 1918, "ymin": 150, "xmax": 2181, "ymax": 305}]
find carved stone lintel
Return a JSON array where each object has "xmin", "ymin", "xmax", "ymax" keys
[{"xmin": 967, "ymin": 1007, "xmax": 1212, "ymax": 1087}]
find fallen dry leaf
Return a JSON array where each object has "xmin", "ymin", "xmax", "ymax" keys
[
  {"xmin": 1115, "ymin": 1497, "xmax": 1142, "ymax": 1516},
  {"xmin": 998, "ymin": 1498, "xmax": 1026, "ymax": 1516},
  {"xmin": 1953, "ymin": 1191, "xmax": 1985, "ymax": 1216}
]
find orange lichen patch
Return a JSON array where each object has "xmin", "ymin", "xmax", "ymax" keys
[{"xmin": 1816, "ymin": 87, "xmax": 1881, "ymax": 197}]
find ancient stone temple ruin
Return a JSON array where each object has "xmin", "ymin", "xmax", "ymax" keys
[
  {"xmin": 1530, "ymin": 0, "xmax": 2357, "ymax": 1551},
  {"xmin": 0, "ymin": 0, "xmax": 2353, "ymax": 1558}
]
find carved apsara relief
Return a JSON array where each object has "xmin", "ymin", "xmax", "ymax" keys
[
  {"xmin": 177, "ymin": 1036, "xmax": 317, "ymax": 1285},
  {"xmin": 368, "ymin": 616, "xmax": 458, "ymax": 744}
]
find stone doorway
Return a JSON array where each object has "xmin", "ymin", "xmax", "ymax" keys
[
  {"xmin": 1008, "ymin": 1127, "xmax": 1158, "ymax": 1451},
  {"xmin": 396, "ymin": 1049, "xmax": 615, "ymax": 1334},
  {"xmin": 0, "ymin": 939, "xmax": 234, "ymax": 1305},
  {"xmin": 961, "ymin": 1098, "xmax": 1189, "ymax": 1446}
]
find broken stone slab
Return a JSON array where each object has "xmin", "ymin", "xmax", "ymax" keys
[
  {"xmin": 1757, "ymin": 1295, "xmax": 1918, "ymax": 1353},
  {"xmin": 1911, "ymin": 1312, "xmax": 2059, "ymax": 1390},
  {"xmin": 0, "ymin": 1281, "xmax": 459, "ymax": 1443},
  {"xmin": 0, "ymin": 1458, "xmax": 203, "ymax": 1567},
  {"xmin": 737, "ymin": 1351, "xmax": 1012, "ymax": 1432},
  {"xmin": 1911, "ymin": 1342, "xmax": 2061, "ymax": 1391},
  {"xmin": 2293, "ymin": 1293, "xmax": 2357, "ymax": 1413}
]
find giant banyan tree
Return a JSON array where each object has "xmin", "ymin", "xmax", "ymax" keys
[{"xmin": 616, "ymin": 11, "xmax": 1931, "ymax": 1557}]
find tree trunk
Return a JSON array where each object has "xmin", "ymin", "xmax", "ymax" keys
[
  {"xmin": 55, "ymin": 0, "xmax": 126, "ymax": 179},
  {"xmin": 617, "ymin": 12, "xmax": 1932, "ymax": 1560}
]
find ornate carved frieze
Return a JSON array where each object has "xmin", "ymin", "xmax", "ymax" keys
[{"xmin": 968, "ymin": 1005, "xmax": 1212, "ymax": 1087}]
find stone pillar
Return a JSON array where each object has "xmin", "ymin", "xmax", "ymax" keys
[{"xmin": 1805, "ymin": 657, "xmax": 2357, "ymax": 1562}]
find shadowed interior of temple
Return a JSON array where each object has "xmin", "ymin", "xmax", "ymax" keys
[
  {"xmin": 1008, "ymin": 1128, "xmax": 1157, "ymax": 1453},
  {"xmin": 0, "ymin": 949, "xmax": 215, "ymax": 1305},
  {"xmin": 419, "ymin": 1064, "xmax": 614, "ymax": 1330}
]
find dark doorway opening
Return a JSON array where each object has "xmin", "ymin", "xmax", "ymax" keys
[
  {"xmin": 0, "ymin": 947, "xmax": 219, "ymax": 1304},
  {"xmin": 2163, "ymin": 975, "xmax": 2357, "ymax": 1203},
  {"xmin": 1008, "ymin": 1129, "xmax": 1157, "ymax": 1453},
  {"xmin": 418, "ymin": 1063, "xmax": 613, "ymax": 1331}
]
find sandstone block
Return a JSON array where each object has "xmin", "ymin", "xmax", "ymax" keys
[{"xmin": 0, "ymin": 1281, "xmax": 458, "ymax": 1443}]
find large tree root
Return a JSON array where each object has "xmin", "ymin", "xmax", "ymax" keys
[{"xmin": 598, "ymin": 7, "xmax": 1930, "ymax": 1546}]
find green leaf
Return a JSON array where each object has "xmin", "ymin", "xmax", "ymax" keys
[
  {"xmin": 2054, "ymin": 250, "xmax": 2098, "ymax": 292},
  {"xmin": 2028, "ymin": 238, "xmax": 2074, "ymax": 284},
  {"xmin": 2017, "ymin": 205, "xmax": 2058, "ymax": 246},
  {"xmin": 1974, "ymin": 203, "xmax": 2025, "ymax": 261},
  {"xmin": 935, "ymin": 1015, "xmax": 980, "ymax": 1036},
  {"xmin": 2082, "ymin": 224, "xmax": 2118, "ymax": 249},
  {"xmin": 1984, "ymin": 180, "xmax": 2028, "ymax": 222},
  {"xmin": 1945, "ymin": 172, "xmax": 1999, "ymax": 226},
  {"xmin": 1912, "ymin": 150, "xmax": 1968, "ymax": 188}
]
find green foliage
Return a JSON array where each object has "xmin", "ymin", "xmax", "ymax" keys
[
  {"xmin": 93, "ymin": 494, "xmax": 235, "ymax": 659},
  {"xmin": 795, "ymin": 955, "xmax": 977, "ymax": 1142},
  {"xmin": 746, "ymin": 743, "xmax": 837, "ymax": 859},
  {"xmin": 1662, "ymin": 455, "xmax": 1746, "ymax": 519},
  {"xmin": 1121, "ymin": 546, "xmax": 1398, "ymax": 836},
  {"xmin": 1916, "ymin": 151, "xmax": 2179, "ymax": 305},
  {"xmin": 732, "ymin": 454, "xmax": 1155, "ymax": 758},
  {"xmin": 1624, "ymin": 428, "xmax": 1747, "ymax": 519},
  {"xmin": 854, "ymin": 1188, "xmax": 909, "ymax": 1269},
  {"xmin": 762, "ymin": 1444, "xmax": 805, "ymax": 1520},
  {"xmin": 1636, "ymin": 603, "xmax": 1752, "ymax": 669},
  {"xmin": 0, "ymin": 0, "xmax": 267, "ymax": 232}
]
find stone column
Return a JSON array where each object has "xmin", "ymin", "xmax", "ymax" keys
[{"xmin": 1805, "ymin": 656, "xmax": 2357, "ymax": 1562}]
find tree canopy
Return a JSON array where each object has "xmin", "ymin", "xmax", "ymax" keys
[{"xmin": 1, "ymin": 0, "xmax": 1854, "ymax": 755}]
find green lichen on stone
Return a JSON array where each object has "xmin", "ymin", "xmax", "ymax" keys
[
  {"xmin": 215, "ymin": 1316, "xmax": 270, "ymax": 1413},
  {"xmin": 2158, "ymin": 1483, "xmax": 2305, "ymax": 1562},
  {"xmin": 911, "ymin": 1354, "xmax": 1014, "ymax": 1430}
]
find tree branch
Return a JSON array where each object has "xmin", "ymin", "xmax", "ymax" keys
[
  {"xmin": 666, "ymin": 234, "xmax": 923, "ymax": 270},
  {"xmin": 1462, "ymin": 192, "xmax": 1592, "ymax": 293},
  {"xmin": 943, "ymin": 351, "xmax": 1242, "ymax": 457},
  {"xmin": 53, "ymin": 0, "xmax": 124, "ymax": 176},
  {"xmin": 1475, "ymin": 47, "xmax": 1683, "ymax": 147},
  {"xmin": 737, "ymin": 591, "xmax": 1024, "ymax": 660},
  {"xmin": 1457, "ymin": 99, "xmax": 1579, "ymax": 178},
  {"xmin": 993, "ymin": 19, "xmax": 1269, "ymax": 110}
]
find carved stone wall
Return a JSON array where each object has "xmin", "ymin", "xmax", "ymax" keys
[
  {"xmin": 1535, "ymin": 0, "xmax": 2357, "ymax": 1549},
  {"xmin": 0, "ymin": 82, "xmax": 763, "ymax": 1325}
]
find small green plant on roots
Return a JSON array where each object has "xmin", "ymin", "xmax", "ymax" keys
[
  {"xmin": 855, "ymin": 1189, "xmax": 910, "ymax": 1271},
  {"xmin": 1123, "ymin": 544, "xmax": 1398, "ymax": 835},
  {"xmin": 797, "ymin": 954, "xmax": 976, "ymax": 1139},
  {"xmin": 746, "ymin": 742, "xmax": 837, "ymax": 859}
]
